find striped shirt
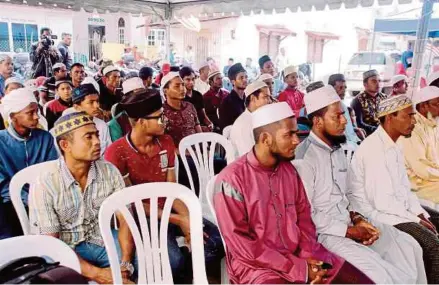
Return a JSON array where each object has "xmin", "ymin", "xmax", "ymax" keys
[{"xmin": 29, "ymin": 158, "xmax": 125, "ymax": 247}]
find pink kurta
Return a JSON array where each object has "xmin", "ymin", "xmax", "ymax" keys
[
  {"xmin": 278, "ymin": 87, "xmax": 304, "ymax": 116},
  {"xmin": 213, "ymin": 151, "xmax": 344, "ymax": 284}
]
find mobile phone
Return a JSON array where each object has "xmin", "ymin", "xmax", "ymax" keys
[{"xmin": 321, "ymin": 262, "xmax": 333, "ymax": 270}]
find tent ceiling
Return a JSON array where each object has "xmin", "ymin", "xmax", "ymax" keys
[{"xmin": 0, "ymin": 0, "xmax": 417, "ymax": 16}]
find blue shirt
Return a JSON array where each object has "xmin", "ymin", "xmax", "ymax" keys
[
  {"xmin": 0, "ymin": 126, "xmax": 58, "ymax": 203},
  {"xmin": 273, "ymin": 78, "xmax": 286, "ymax": 98}
]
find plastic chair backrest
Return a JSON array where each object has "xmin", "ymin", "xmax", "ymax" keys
[
  {"xmin": 0, "ymin": 235, "xmax": 81, "ymax": 272},
  {"xmin": 178, "ymin": 133, "xmax": 236, "ymax": 221},
  {"xmin": 10, "ymin": 161, "xmax": 57, "ymax": 235},
  {"xmin": 99, "ymin": 183, "xmax": 208, "ymax": 284}
]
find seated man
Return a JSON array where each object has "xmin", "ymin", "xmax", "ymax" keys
[
  {"xmin": 230, "ymin": 80, "xmax": 271, "ymax": 156},
  {"xmin": 0, "ymin": 88, "xmax": 58, "ymax": 239},
  {"xmin": 213, "ymin": 102, "xmax": 373, "ymax": 284},
  {"xmin": 29, "ymin": 112, "xmax": 136, "ymax": 284},
  {"xmin": 4, "ymin": 77, "xmax": 24, "ymax": 95},
  {"xmin": 204, "ymin": 70, "xmax": 229, "ymax": 133},
  {"xmin": 63, "ymin": 82, "xmax": 112, "ymax": 156},
  {"xmin": 105, "ymin": 89, "xmax": 224, "ymax": 283},
  {"xmin": 45, "ymin": 80, "xmax": 73, "ymax": 129},
  {"xmin": 348, "ymin": 95, "xmax": 439, "ymax": 284},
  {"xmin": 398, "ymin": 86, "xmax": 439, "ymax": 204},
  {"xmin": 294, "ymin": 86, "xmax": 426, "ymax": 283}
]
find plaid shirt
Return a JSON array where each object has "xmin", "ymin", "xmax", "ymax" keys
[{"xmin": 29, "ymin": 158, "xmax": 125, "ymax": 247}]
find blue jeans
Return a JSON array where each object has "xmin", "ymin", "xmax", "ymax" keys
[
  {"xmin": 167, "ymin": 218, "xmax": 225, "ymax": 283},
  {"xmin": 74, "ymin": 229, "xmax": 138, "ymax": 278}
]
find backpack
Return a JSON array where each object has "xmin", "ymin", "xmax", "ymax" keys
[{"xmin": 0, "ymin": 256, "xmax": 88, "ymax": 284}]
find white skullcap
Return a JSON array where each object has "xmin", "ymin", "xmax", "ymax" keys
[
  {"xmin": 252, "ymin": 102, "xmax": 294, "ymax": 129},
  {"xmin": 198, "ymin": 61, "xmax": 209, "ymax": 71},
  {"xmin": 208, "ymin": 70, "xmax": 221, "ymax": 80},
  {"xmin": 5, "ymin": 77, "xmax": 24, "ymax": 89},
  {"xmin": 24, "ymin": 79, "xmax": 38, "ymax": 92},
  {"xmin": 244, "ymin": 80, "xmax": 267, "ymax": 97},
  {"xmin": 161, "ymin": 71, "xmax": 180, "ymax": 87},
  {"xmin": 427, "ymin": 71, "xmax": 439, "ymax": 86},
  {"xmin": 304, "ymin": 85, "xmax": 340, "ymax": 115},
  {"xmin": 122, "ymin": 77, "xmax": 145, "ymax": 94},
  {"xmin": 0, "ymin": 54, "xmax": 10, "ymax": 62},
  {"xmin": 103, "ymin": 65, "xmax": 119, "ymax": 76},
  {"xmin": 81, "ymin": 77, "xmax": 100, "ymax": 94},
  {"xmin": 283, "ymin": 65, "xmax": 298, "ymax": 77},
  {"xmin": 257, "ymin": 73, "xmax": 273, "ymax": 81},
  {"xmin": 390, "ymin": 74, "xmax": 408, "ymax": 86},
  {"xmin": 0, "ymin": 88, "xmax": 37, "ymax": 120},
  {"xmin": 52, "ymin": 62, "xmax": 66, "ymax": 70},
  {"xmin": 414, "ymin": 86, "xmax": 439, "ymax": 105}
]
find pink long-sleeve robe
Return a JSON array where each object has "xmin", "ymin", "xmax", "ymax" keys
[{"xmin": 213, "ymin": 151, "xmax": 345, "ymax": 284}]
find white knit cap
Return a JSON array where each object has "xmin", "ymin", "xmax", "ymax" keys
[
  {"xmin": 0, "ymin": 88, "xmax": 37, "ymax": 120},
  {"xmin": 5, "ymin": 77, "xmax": 24, "ymax": 89},
  {"xmin": 252, "ymin": 102, "xmax": 294, "ymax": 129},
  {"xmin": 304, "ymin": 85, "xmax": 340, "ymax": 115},
  {"xmin": 208, "ymin": 70, "xmax": 221, "ymax": 80},
  {"xmin": 122, "ymin": 77, "xmax": 145, "ymax": 94},
  {"xmin": 52, "ymin": 62, "xmax": 66, "ymax": 70},
  {"xmin": 102, "ymin": 65, "xmax": 119, "ymax": 76},
  {"xmin": 81, "ymin": 77, "xmax": 100, "ymax": 94},
  {"xmin": 283, "ymin": 65, "xmax": 298, "ymax": 77},
  {"xmin": 414, "ymin": 86, "xmax": 439, "ymax": 105},
  {"xmin": 427, "ymin": 71, "xmax": 439, "ymax": 86},
  {"xmin": 390, "ymin": 74, "xmax": 408, "ymax": 86},
  {"xmin": 198, "ymin": 61, "xmax": 209, "ymax": 71},
  {"xmin": 244, "ymin": 80, "xmax": 267, "ymax": 98},
  {"xmin": 257, "ymin": 73, "xmax": 273, "ymax": 81},
  {"xmin": 161, "ymin": 71, "xmax": 180, "ymax": 87}
]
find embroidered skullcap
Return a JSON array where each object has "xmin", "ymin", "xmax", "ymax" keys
[
  {"xmin": 377, "ymin": 95, "xmax": 413, "ymax": 118},
  {"xmin": 244, "ymin": 80, "xmax": 267, "ymax": 97},
  {"xmin": 252, "ymin": 102, "xmax": 294, "ymax": 129},
  {"xmin": 208, "ymin": 70, "xmax": 221, "ymax": 80},
  {"xmin": 52, "ymin": 112, "xmax": 94, "ymax": 138},
  {"xmin": 304, "ymin": 85, "xmax": 340, "ymax": 115},
  {"xmin": 363, "ymin": 69, "xmax": 379, "ymax": 80},
  {"xmin": 328, "ymin": 74, "xmax": 345, "ymax": 86}
]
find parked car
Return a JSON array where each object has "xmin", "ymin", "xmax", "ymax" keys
[{"xmin": 344, "ymin": 51, "xmax": 399, "ymax": 97}]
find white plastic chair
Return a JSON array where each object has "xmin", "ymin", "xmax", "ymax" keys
[
  {"xmin": 99, "ymin": 183, "xmax": 208, "ymax": 284},
  {"xmin": 206, "ymin": 175, "xmax": 229, "ymax": 284},
  {"xmin": 222, "ymin": 126, "xmax": 232, "ymax": 140},
  {"xmin": 178, "ymin": 133, "xmax": 236, "ymax": 222},
  {"xmin": 0, "ymin": 235, "xmax": 81, "ymax": 273},
  {"xmin": 10, "ymin": 160, "xmax": 57, "ymax": 235}
]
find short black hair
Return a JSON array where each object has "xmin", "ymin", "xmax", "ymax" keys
[
  {"xmin": 139, "ymin": 67, "xmax": 154, "ymax": 80},
  {"xmin": 244, "ymin": 91, "xmax": 261, "ymax": 107},
  {"xmin": 70, "ymin": 62, "xmax": 84, "ymax": 70},
  {"xmin": 179, "ymin": 66, "xmax": 194, "ymax": 79},
  {"xmin": 229, "ymin": 58, "xmax": 234, "ymax": 61},
  {"xmin": 56, "ymin": 132, "xmax": 74, "ymax": 156},
  {"xmin": 252, "ymin": 116, "xmax": 294, "ymax": 143},
  {"xmin": 170, "ymin": 66, "xmax": 180, "ymax": 72},
  {"xmin": 307, "ymin": 106, "xmax": 329, "ymax": 126},
  {"xmin": 40, "ymin": 27, "xmax": 50, "ymax": 35},
  {"xmin": 379, "ymin": 112, "xmax": 398, "ymax": 125}
]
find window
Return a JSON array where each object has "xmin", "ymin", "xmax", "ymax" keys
[
  {"xmin": 0, "ymin": 22, "xmax": 9, "ymax": 52},
  {"xmin": 118, "ymin": 18, "xmax": 125, "ymax": 45},
  {"xmin": 11, "ymin": 23, "xmax": 37, "ymax": 52},
  {"xmin": 147, "ymin": 29, "xmax": 165, "ymax": 47}
]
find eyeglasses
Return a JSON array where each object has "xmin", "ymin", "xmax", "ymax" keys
[{"xmin": 144, "ymin": 113, "xmax": 167, "ymax": 125}]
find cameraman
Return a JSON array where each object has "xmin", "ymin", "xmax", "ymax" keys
[
  {"xmin": 57, "ymin": 33, "xmax": 72, "ymax": 70},
  {"xmin": 30, "ymin": 27, "xmax": 61, "ymax": 78}
]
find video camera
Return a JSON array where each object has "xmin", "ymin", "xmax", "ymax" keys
[{"xmin": 40, "ymin": 34, "xmax": 58, "ymax": 49}]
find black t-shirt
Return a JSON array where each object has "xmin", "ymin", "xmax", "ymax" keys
[
  {"xmin": 100, "ymin": 86, "xmax": 123, "ymax": 111},
  {"xmin": 184, "ymin": 90, "xmax": 205, "ymax": 124}
]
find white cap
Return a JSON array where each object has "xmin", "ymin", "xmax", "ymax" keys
[
  {"xmin": 81, "ymin": 77, "xmax": 100, "ymax": 94},
  {"xmin": 122, "ymin": 77, "xmax": 145, "ymax": 94},
  {"xmin": 161, "ymin": 71, "xmax": 180, "ymax": 87},
  {"xmin": 103, "ymin": 65, "xmax": 119, "ymax": 76},
  {"xmin": 24, "ymin": 79, "xmax": 38, "ymax": 92},
  {"xmin": 414, "ymin": 86, "xmax": 439, "ymax": 105},
  {"xmin": 244, "ymin": 80, "xmax": 267, "ymax": 97},
  {"xmin": 427, "ymin": 71, "xmax": 439, "ymax": 86},
  {"xmin": 52, "ymin": 62, "xmax": 66, "ymax": 70},
  {"xmin": 252, "ymin": 102, "xmax": 294, "ymax": 129},
  {"xmin": 283, "ymin": 65, "xmax": 297, "ymax": 77},
  {"xmin": 5, "ymin": 77, "xmax": 24, "ymax": 89},
  {"xmin": 390, "ymin": 74, "xmax": 408, "ymax": 86},
  {"xmin": 257, "ymin": 73, "xmax": 273, "ymax": 81},
  {"xmin": 304, "ymin": 85, "xmax": 340, "ymax": 114},
  {"xmin": 198, "ymin": 61, "xmax": 209, "ymax": 71},
  {"xmin": 208, "ymin": 70, "xmax": 221, "ymax": 80}
]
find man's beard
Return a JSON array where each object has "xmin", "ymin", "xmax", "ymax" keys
[{"xmin": 323, "ymin": 130, "xmax": 347, "ymax": 147}]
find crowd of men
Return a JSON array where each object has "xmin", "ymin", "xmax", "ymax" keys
[{"xmin": 3, "ymin": 42, "xmax": 439, "ymax": 284}]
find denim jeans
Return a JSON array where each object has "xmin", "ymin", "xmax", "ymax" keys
[{"xmin": 74, "ymin": 229, "xmax": 138, "ymax": 278}]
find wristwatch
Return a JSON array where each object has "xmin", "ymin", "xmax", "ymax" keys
[{"xmin": 120, "ymin": 261, "xmax": 135, "ymax": 276}]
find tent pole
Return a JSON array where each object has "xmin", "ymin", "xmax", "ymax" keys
[
  {"xmin": 411, "ymin": 0, "xmax": 434, "ymax": 96},
  {"xmin": 165, "ymin": 4, "xmax": 172, "ymax": 62}
]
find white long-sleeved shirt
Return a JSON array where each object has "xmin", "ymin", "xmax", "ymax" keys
[
  {"xmin": 347, "ymin": 126, "xmax": 428, "ymax": 226},
  {"xmin": 230, "ymin": 109, "xmax": 254, "ymax": 157},
  {"xmin": 194, "ymin": 78, "xmax": 210, "ymax": 95},
  {"xmin": 294, "ymin": 132, "xmax": 352, "ymax": 237}
]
